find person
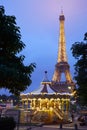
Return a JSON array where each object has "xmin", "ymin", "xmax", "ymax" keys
[{"xmin": 71, "ymin": 113, "xmax": 74, "ymax": 122}]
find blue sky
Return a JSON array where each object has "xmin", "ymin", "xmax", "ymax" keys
[{"xmin": 0, "ymin": 0, "xmax": 87, "ymax": 95}]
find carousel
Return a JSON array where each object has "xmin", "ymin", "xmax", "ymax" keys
[{"xmin": 20, "ymin": 71, "xmax": 73, "ymax": 124}]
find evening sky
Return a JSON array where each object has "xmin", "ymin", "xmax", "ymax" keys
[{"xmin": 0, "ymin": 0, "xmax": 87, "ymax": 95}]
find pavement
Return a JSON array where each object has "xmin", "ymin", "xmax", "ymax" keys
[{"xmin": 15, "ymin": 123, "xmax": 87, "ymax": 130}]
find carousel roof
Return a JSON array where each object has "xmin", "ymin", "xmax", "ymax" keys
[
  {"xmin": 30, "ymin": 71, "xmax": 71, "ymax": 95},
  {"xmin": 21, "ymin": 71, "xmax": 72, "ymax": 96},
  {"xmin": 31, "ymin": 84, "xmax": 56, "ymax": 94},
  {"xmin": 30, "ymin": 71, "xmax": 55, "ymax": 94}
]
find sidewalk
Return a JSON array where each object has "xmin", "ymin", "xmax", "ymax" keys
[{"xmin": 15, "ymin": 124, "xmax": 87, "ymax": 130}]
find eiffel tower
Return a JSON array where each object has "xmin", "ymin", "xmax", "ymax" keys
[{"xmin": 52, "ymin": 11, "xmax": 75, "ymax": 90}]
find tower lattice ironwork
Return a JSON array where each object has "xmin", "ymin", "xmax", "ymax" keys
[{"xmin": 52, "ymin": 12, "xmax": 74, "ymax": 89}]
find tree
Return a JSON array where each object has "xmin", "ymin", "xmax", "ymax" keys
[
  {"xmin": 0, "ymin": 6, "xmax": 35, "ymax": 96},
  {"xmin": 71, "ymin": 33, "xmax": 87, "ymax": 106}
]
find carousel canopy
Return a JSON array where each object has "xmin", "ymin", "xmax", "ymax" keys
[
  {"xmin": 31, "ymin": 84, "xmax": 56, "ymax": 94},
  {"xmin": 21, "ymin": 71, "xmax": 72, "ymax": 96}
]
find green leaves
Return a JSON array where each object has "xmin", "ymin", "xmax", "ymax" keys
[
  {"xmin": 71, "ymin": 33, "xmax": 87, "ymax": 106},
  {"xmin": 0, "ymin": 6, "xmax": 25, "ymax": 55},
  {"xmin": 71, "ymin": 42, "xmax": 87, "ymax": 59},
  {"xmin": 0, "ymin": 6, "xmax": 36, "ymax": 96}
]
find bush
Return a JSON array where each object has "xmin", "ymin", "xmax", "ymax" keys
[{"xmin": 0, "ymin": 117, "xmax": 16, "ymax": 130}]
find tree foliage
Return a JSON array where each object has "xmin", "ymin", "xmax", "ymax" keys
[
  {"xmin": 71, "ymin": 33, "xmax": 87, "ymax": 106},
  {"xmin": 0, "ymin": 6, "xmax": 36, "ymax": 96}
]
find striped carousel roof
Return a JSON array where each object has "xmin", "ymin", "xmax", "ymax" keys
[
  {"xmin": 21, "ymin": 71, "xmax": 72, "ymax": 96},
  {"xmin": 30, "ymin": 71, "xmax": 71, "ymax": 95},
  {"xmin": 31, "ymin": 71, "xmax": 56, "ymax": 94},
  {"xmin": 31, "ymin": 84, "xmax": 55, "ymax": 94}
]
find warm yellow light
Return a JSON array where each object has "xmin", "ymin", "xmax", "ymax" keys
[
  {"xmin": 38, "ymin": 98, "xmax": 41, "ymax": 101},
  {"xmin": 50, "ymin": 107, "xmax": 53, "ymax": 111},
  {"xmin": 36, "ymin": 107, "xmax": 40, "ymax": 111},
  {"xmin": 68, "ymin": 86, "xmax": 71, "ymax": 89}
]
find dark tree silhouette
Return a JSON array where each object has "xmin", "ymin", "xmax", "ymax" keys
[
  {"xmin": 71, "ymin": 33, "xmax": 87, "ymax": 106},
  {"xmin": 0, "ymin": 6, "xmax": 36, "ymax": 96}
]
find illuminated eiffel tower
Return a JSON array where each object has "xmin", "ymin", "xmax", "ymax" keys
[{"xmin": 52, "ymin": 11, "xmax": 75, "ymax": 90}]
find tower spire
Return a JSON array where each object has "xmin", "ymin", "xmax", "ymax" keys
[
  {"xmin": 58, "ymin": 11, "xmax": 67, "ymax": 62},
  {"xmin": 61, "ymin": 6, "xmax": 63, "ymax": 15}
]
